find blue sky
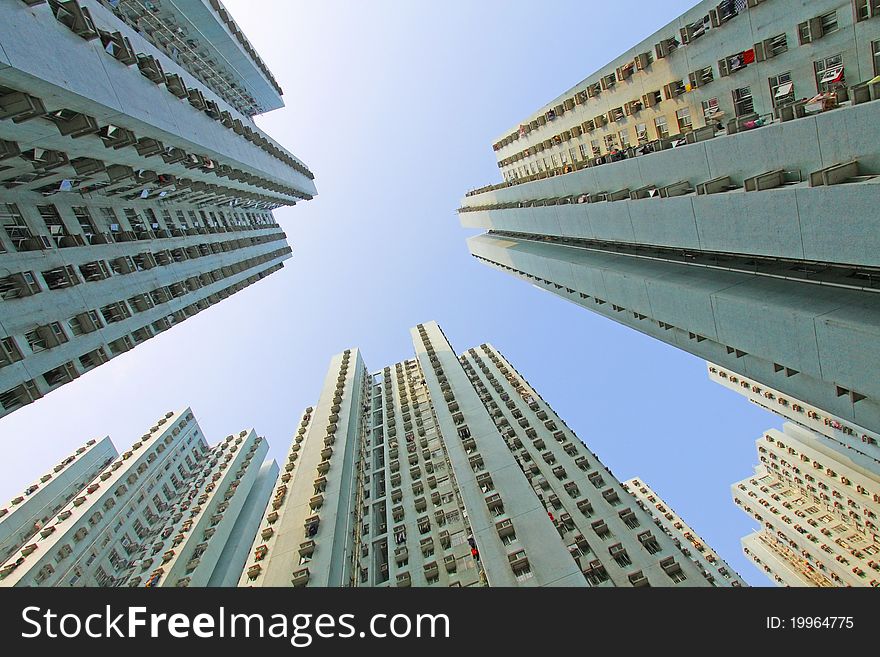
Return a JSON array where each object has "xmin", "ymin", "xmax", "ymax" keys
[{"xmin": 0, "ymin": 0, "xmax": 784, "ymax": 586}]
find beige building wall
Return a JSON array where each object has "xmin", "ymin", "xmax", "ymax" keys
[{"xmin": 733, "ymin": 423, "xmax": 880, "ymax": 587}]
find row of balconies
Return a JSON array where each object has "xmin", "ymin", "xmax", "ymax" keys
[
  {"xmin": 490, "ymin": 0, "xmax": 771, "ymax": 155},
  {"xmin": 0, "ymin": 264, "xmax": 283, "ymax": 413},
  {"xmin": 0, "ymin": 109, "xmax": 302, "ymax": 211},
  {"xmin": 16, "ymin": 0, "xmax": 312, "ymax": 179}
]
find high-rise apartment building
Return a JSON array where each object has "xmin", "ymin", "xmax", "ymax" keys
[
  {"xmin": 708, "ymin": 362, "xmax": 880, "ymax": 473},
  {"xmin": 0, "ymin": 408, "xmax": 277, "ymax": 588},
  {"xmin": 0, "ymin": 0, "xmax": 317, "ymax": 418},
  {"xmin": 241, "ymin": 322, "xmax": 714, "ymax": 588},
  {"xmin": 458, "ymin": 0, "xmax": 880, "ymax": 435},
  {"xmin": 622, "ymin": 477, "xmax": 745, "ymax": 586},
  {"xmin": 0, "ymin": 436, "xmax": 117, "ymax": 565},
  {"xmin": 732, "ymin": 423, "xmax": 880, "ymax": 587}
]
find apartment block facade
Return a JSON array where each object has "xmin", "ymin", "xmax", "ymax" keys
[
  {"xmin": 0, "ymin": 435, "xmax": 117, "ymax": 565},
  {"xmin": 733, "ymin": 423, "xmax": 880, "ymax": 587},
  {"xmin": 0, "ymin": 408, "xmax": 277, "ymax": 587},
  {"xmin": 459, "ymin": 0, "xmax": 880, "ymax": 435},
  {"xmin": 708, "ymin": 362, "xmax": 880, "ymax": 474},
  {"xmin": 622, "ymin": 477, "xmax": 745, "ymax": 586},
  {"xmin": 0, "ymin": 0, "xmax": 317, "ymax": 418},
  {"xmin": 241, "ymin": 322, "xmax": 713, "ymax": 588}
]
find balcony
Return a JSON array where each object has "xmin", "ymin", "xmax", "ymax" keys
[
  {"xmin": 495, "ymin": 518, "xmax": 514, "ymax": 538},
  {"xmin": 485, "ymin": 493, "xmax": 504, "ymax": 512},
  {"xmin": 507, "ymin": 550, "xmax": 529, "ymax": 570},
  {"xmin": 421, "ymin": 561, "xmax": 440, "ymax": 581},
  {"xmin": 291, "ymin": 568, "xmax": 310, "ymax": 587},
  {"xmin": 629, "ymin": 571, "xmax": 650, "ymax": 587}
]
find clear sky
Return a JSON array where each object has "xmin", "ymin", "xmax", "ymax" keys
[{"xmin": 0, "ymin": 0, "xmax": 784, "ymax": 586}]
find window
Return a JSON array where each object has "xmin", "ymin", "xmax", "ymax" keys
[
  {"xmin": 654, "ymin": 115, "xmax": 669, "ymax": 139},
  {"xmin": 603, "ymin": 133, "xmax": 618, "ymax": 151},
  {"xmin": 701, "ymin": 97, "xmax": 721, "ymax": 122},
  {"xmin": 579, "ymin": 143, "xmax": 589, "ymax": 159},
  {"xmin": 610, "ymin": 544, "xmax": 632, "ymax": 567},
  {"xmin": 100, "ymin": 208, "xmax": 118, "ymax": 230},
  {"xmin": 732, "ymin": 86, "xmax": 754, "ymax": 117},
  {"xmin": 675, "ymin": 107, "xmax": 692, "ymax": 132},
  {"xmin": 38, "ymin": 205, "xmax": 68, "ymax": 246},
  {"xmin": 512, "ymin": 565, "xmax": 533, "ymax": 583},
  {"xmin": 814, "ymin": 54, "xmax": 844, "ymax": 93},
  {"xmin": 72, "ymin": 207, "xmax": 97, "ymax": 240},
  {"xmin": 1, "ymin": 204, "xmax": 32, "ymax": 251},
  {"xmin": 669, "ymin": 569, "xmax": 687, "ymax": 583},
  {"xmin": 799, "ymin": 11, "xmax": 837, "ymax": 44},
  {"xmin": 42, "ymin": 266, "xmax": 80, "ymax": 290},
  {"xmin": 856, "ymin": 0, "xmax": 880, "ymax": 21},
  {"xmin": 798, "ymin": 21, "xmax": 812, "ymax": 45},
  {"xmin": 617, "ymin": 129, "xmax": 630, "ymax": 148},
  {"xmin": 663, "ymin": 80, "xmax": 686, "ymax": 99},
  {"xmin": 634, "ymin": 123, "xmax": 648, "ymax": 143},
  {"xmin": 0, "ymin": 337, "xmax": 23, "ymax": 368},
  {"xmin": 590, "ymin": 139, "xmax": 600, "ymax": 156},
  {"xmin": 768, "ymin": 72, "xmax": 794, "ymax": 108},
  {"xmin": 767, "ymin": 33, "xmax": 788, "ymax": 57},
  {"xmin": 820, "ymin": 11, "xmax": 839, "ymax": 34},
  {"xmin": 25, "ymin": 323, "xmax": 67, "ymax": 352}
]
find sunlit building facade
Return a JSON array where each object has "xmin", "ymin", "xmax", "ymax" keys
[
  {"xmin": 0, "ymin": 408, "xmax": 276, "ymax": 588},
  {"xmin": 623, "ymin": 477, "xmax": 745, "ymax": 586},
  {"xmin": 0, "ymin": 436, "xmax": 117, "ymax": 566},
  {"xmin": 241, "ymin": 322, "xmax": 714, "ymax": 588},
  {"xmin": 459, "ymin": 0, "xmax": 880, "ymax": 435},
  {"xmin": 0, "ymin": 0, "xmax": 317, "ymax": 418},
  {"xmin": 733, "ymin": 423, "xmax": 880, "ymax": 587}
]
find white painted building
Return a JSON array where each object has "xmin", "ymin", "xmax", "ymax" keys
[
  {"xmin": 0, "ymin": 408, "xmax": 277, "ymax": 587},
  {"xmin": 241, "ymin": 322, "xmax": 713, "ymax": 588},
  {"xmin": 0, "ymin": 436, "xmax": 117, "ymax": 565},
  {"xmin": 0, "ymin": 0, "xmax": 317, "ymax": 418},
  {"xmin": 623, "ymin": 477, "xmax": 746, "ymax": 586},
  {"xmin": 733, "ymin": 423, "xmax": 880, "ymax": 587}
]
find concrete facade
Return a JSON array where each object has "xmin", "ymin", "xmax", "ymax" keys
[
  {"xmin": 708, "ymin": 362, "xmax": 880, "ymax": 474},
  {"xmin": 0, "ymin": 0, "xmax": 317, "ymax": 418},
  {"xmin": 488, "ymin": 0, "xmax": 880, "ymax": 182},
  {"xmin": 0, "ymin": 408, "xmax": 277, "ymax": 588},
  {"xmin": 0, "ymin": 435, "xmax": 117, "ymax": 565},
  {"xmin": 241, "ymin": 322, "xmax": 713, "ymax": 587},
  {"xmin": 623, "ymin": 477, "xmax": 746, "ymax": 586},
  {"xmin": 733, "ymin": 423, "xmax": 880, "ymax": 587},
  {"xmin": 459, "ymin": 0, "xmax": 880, "ymax": 435}
]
